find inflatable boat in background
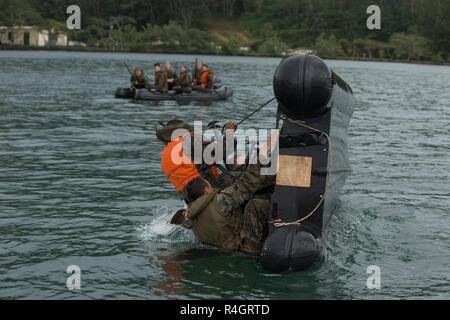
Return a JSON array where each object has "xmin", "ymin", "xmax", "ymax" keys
[
  {"xmin": 260, "ymin": 54, "xmax": 355, "ymax": 272},
  {"xmin": 114, "ymin": 80, "xmax": 233, "ymax": 101}
]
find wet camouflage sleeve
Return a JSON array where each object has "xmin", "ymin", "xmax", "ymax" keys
[{"xmin": 216, "ymin": 164, "xmax": 275, "ymax": 217}]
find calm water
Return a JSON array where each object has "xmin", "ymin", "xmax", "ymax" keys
[{"xmin": 0, "ymin": 51, "xmax": 449, "ymax": 299}]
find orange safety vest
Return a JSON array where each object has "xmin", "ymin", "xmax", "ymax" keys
[
  {"xmin": 161, "ymin": 136, "xmax": 199, "ymax": 192},
  {"xmin": 200, "ymin": 70, "xmax": 209, "ymax": 86},
  {"xmin": 161, "ymin": 136, "xmax": 219, "ymax": 192}
]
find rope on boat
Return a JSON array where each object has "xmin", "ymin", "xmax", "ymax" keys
[
  {"xmin": 237, "ymin": 97, "xmax": 276, "ymax": 125},
  {"xmin": 271, "ymin": 115, "xmax": 333, "ymax": 228}
]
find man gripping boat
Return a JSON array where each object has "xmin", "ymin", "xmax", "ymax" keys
[
  {"xmin": 156, "ymin": 119, "xmax": 279, "ymax": 255},
  {"xmin": 154, "ymin": 54, "xmax": 355, "ymax": 272}
]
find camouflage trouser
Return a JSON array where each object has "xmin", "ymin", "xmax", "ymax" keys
[
  {"xmin": 239, "ymin": 198, "xmax": 271, "ymax": 255},
  {"xmin": 217, "ymin": 164, "xmax": 275, "ymax": 255}
]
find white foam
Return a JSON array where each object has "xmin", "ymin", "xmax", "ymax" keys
[{"xmin": 136, "ymin": 206, "xmax": 195, "ymax": 243}]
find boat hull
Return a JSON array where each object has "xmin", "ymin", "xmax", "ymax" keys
[
  {"xmin": 114, "ymin": 85, "xmax": 233, "ymax": 101},
  {"xmin": 260, "ymin": 54, "xmax": 355, "ymax": 272}
]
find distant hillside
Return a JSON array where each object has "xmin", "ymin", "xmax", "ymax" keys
[
  {"xmin": 0, "ymin": 0, "xmax": 448, "ymax": 63},
  {"xmin": 207, "ymin": 19, "xmax": 250, "ymax": 44}
]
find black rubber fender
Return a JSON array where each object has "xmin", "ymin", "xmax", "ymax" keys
[
  {"xmin": 260, "ymin": 225, "xmax": 322, "ymax": 272},
  {"xmin": 273, "ymin": 54, "xmax": 333, "ymax": 119}
]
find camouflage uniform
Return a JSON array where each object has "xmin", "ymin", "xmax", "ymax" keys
[
  {"xmin": 130, "ymin": 73, "xmax": 150, "ymax": 89},
  {"xmin": 186, "ymin": 164, "xmax": 275, "ymax": 255},
  {"xmin": 164, "ymin": 68, "xmax": 177, "ymax": 80},
  {"xmin": 173, "ymin": 71, "xmax": 192, "ymax": 93},
  {"xmin": 149, "ymin": 71, "xmax": 168, "ymax": 93},
  {"xmin": 164, "ymin": 68, "xmax": 178, "ymax": 90}
]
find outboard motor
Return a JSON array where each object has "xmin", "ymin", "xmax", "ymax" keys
[{"xmin": 260, "ymin": 54, "xmax": 355, "ymax": 272}]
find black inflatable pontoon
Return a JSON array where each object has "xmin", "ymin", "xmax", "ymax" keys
[
  {"xmin": 260, "ymin": 54, "xmax": 355, "ymax": 272},
  {"xmin": 114, "ymin": 84, "xmax": 233, "ymax": 101}
]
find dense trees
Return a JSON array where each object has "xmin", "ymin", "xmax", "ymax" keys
[
  {"xmin": 0, "ymin": 0, "xmax": 43, "ymax": 27},
  {"xmin": 1, "ymin": 0, "xmax": 449, "ymax": 61},
  {"xmin": 241, "ymin": 0, "xmax": 449, "ymax": 61}
]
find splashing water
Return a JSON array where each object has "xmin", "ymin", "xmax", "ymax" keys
[{"xmin": 136, "ymin": 205, "xmax": 194, "ymax": 243}]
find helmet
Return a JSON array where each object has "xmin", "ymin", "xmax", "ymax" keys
[
  {"xmin": 155, "ymin": 120, "xmax": 193, "ymax": 143},
  {"xmin": 273, "ymin": 54, "xmax": 333, "ymax": 119}
]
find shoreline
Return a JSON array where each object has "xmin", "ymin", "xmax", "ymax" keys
[{"xmin": 1, "ymin": 45, "xmax": 449, "ymax": 67}]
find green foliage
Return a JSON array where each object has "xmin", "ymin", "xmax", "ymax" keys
[
  {"xmin": 221, "ymin": 36, "xmax": 242, "ymax": 55},
  {"xmin": 389, "ymin": 33, "xmax": 431, "ymax": 61},
  {"xmin": 109, "ymin": 21, "xmax": 222, "ymax": 54},
  {"xmin": 430, "ymin": 52, "xmax": 445, "ymax": 64},
  {"xmin": 45, "ymin": 19, "xmax": 66, "ymax": 31},
  {"xmin": 314, "ymin": 33, "xmax": 342, "ymax": 58},
  {"xmin": 278, "ymin": 28, "xmax": 316, "ymax": 48},
  {"xmin": 339, "ymin": 38, "xmax": 352, "ymax": 56},
  {"xmin": 351, "ymin": 39, "xmax": 394, "ymax": 59},
  {"xmin": 0, "ymin": 0, "xmax": 44, "ymax": 27},
  {"xmin": 186, "ymin": 29, "xmax": 221, "ymax": 54},
  {"xmin": 238, "ymin": 14, "xmax": 266, "ymax": 38},
  {"xmin": 258, "ymin": 36, "xmax": 289, "ymax": 56}
]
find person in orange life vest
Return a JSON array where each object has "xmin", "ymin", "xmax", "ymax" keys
[
  {"xmin": 156, "ymin": 120, "xmax": 223, "ymax": 202},
  {"xmin": 193, "ymin": 65, "xmax": 215, "ymax": 92}
]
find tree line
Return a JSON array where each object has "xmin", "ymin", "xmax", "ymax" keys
[{"xmin": 1, "ymin": 0, "xmax": 449, "ymax": 62}]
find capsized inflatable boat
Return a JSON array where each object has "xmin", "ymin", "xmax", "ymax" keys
[
  {"xmin": 114, "ymin": 84, "xmax": 233, "ymax": 101},
  {"xmin": 260, "ymin": 54, "xmax": 355, "ymax": 272}
]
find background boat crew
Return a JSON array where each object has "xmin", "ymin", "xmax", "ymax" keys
[
  {"xmin": 172, "ymin": 66, "xmax": 192, "ymax": 93},
  {"xmin": 171, "ymin": 164, "xmax": 275, "ymax": 255},
  {"xmin": 130, "ymin": 67, "xmax": 150, "ymax": 90},
  {"xmin": 163, "ymin": 60, "xmax": 178, "ymax": 90},
  {"xmin": 149, "ymin": 63, "xmax": 168, "ymax": 93},
  {"xmin": 193, "ymin": 65, "xmax": 215, "ymax": 92}
]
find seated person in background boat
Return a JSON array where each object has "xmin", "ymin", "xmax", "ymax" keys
[
  {"xmin": 192, "ymin": 60, "xmax": 204, "ymax": 86},
  {"xmin": 193, "ymin": 65, "xmax": 215, "ymax": 92},
  {"xmin": 164, "ymin": 60, "xmax": 178, "ymax": 90},
  {"xmin": 130, "ymin": 67, "xmax": 150, "ymax": 90},
  {"xmin": 149, "ymin": 63, "xmax": 168, "ymax": 93},
  {"xmin": 172, "ymin": 66, "xmax": 192, "ymax": 94},
  {"xmin": 170, "ymin": 164, "xmax": 275, "ymax": 255},
  {"xmin": 157, "ymin": 120, "xmax": 236, "ymax": 202}
]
